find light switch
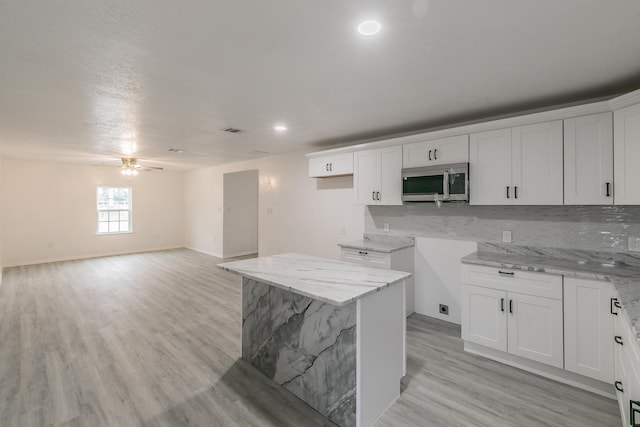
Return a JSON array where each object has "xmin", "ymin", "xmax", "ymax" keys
[
  {"xmin": 629, "ymin": 236, "xmax": 640, "ymax": 252},
  {"xmin": 383, "ymin": 223, "xmax": 390, "ymax": 232},
  {"xmin": 502, "ymin": 230, "xmax": 512, "ymax": 243}
]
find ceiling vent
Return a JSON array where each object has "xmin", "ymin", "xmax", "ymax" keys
[{"xmin": 222, "ymin": 127, "xmax": 244, "ymax": 134}]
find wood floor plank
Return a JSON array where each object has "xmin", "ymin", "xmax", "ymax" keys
[{"xmin": 0, "ymin": 249, "xmax": 621, "ymax": 426}]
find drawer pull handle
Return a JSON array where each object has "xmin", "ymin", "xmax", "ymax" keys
[
  {"xmin": 498, "ymin": 271, "xmax": 514, "ymax": 277},
  {"xmin": 615, "ymin": 336, "xmax": 623, "ymax": 345},
  {"xmin": 500, "ymin": 298, "xmax": 505, "ymax": 312},
  {"xmin": 631, "ymin": 400, "xmax": 640, "ymax": 426},
  {"xmin": 615, "ymin": 381, "xmax": 624, "ymax": 393},
  {"xmin": 509, "ymin": 299, "xmax": 513, "ymax": 314},
  {"xmin": 611, "ymin": 298, "xmax": 621, "ymax": 315},
  {"xmin": 358, "ymin": 251, "xmax": 368, "ymax": 255}
]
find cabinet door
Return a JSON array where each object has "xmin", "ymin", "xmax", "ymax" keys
[
  {"xmin": 354, "ymin": 149, "xmax": 380, "ymax": 205},
  {"xmin": 614, "ymin": 102, "xmax": 640, "ymax": 205},
  {"xmin": 461, "ymin": 285, "xmax": 507, "ymax": 352},
  {"xmin": 507, "ymin": 292, "xmax": 564, "ymax": 368},
  {"xmin": 378, "ymin": 146, "xmax": 403, "ymax": 205},
  {"xmin": 564, "ymin": 113, "xmax": 613, "ymax": 205},
  {"xmin": 430, "ymin": 134, "xmax": 469, "ymax": 166},
  {"xmin": 469, "ymin": 129, "xmax": 512, "ymax": 205},
  {"xmin": 328, "ymin": 153, "xmax": 354, "ymax": 176},
  {"xmin": 564, "ymin": 278, "xmax": 614, "ymax": 382},
  {"xmin": 403, "ymin": 135, "xmax": 468, "ymax": 168},
  {"xmin": 512, "ymin": 121, "xmax": 564, "ymax": 205}
]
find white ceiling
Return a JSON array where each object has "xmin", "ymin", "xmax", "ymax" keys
[{"xmin": 1, "ymin": 1, "xmax": 639, "ymax": 170}]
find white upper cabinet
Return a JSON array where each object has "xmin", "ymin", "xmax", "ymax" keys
[
  {"xmin": 614, "ymin": 102, "xmax": 640, "ymax": 205},
  {"xmin": 564, "ymin": 113, "xmax": 614, "ymax": 205},
  {"xmin": 470, "ymin": 121, "xmax": 563, "ymax": 205},
  {"xmin": 469, "ymin": 129, "xmax": 512, "ymax": 205},
  {"xmin": 354, "ymin": 146, "xmax": 402, "ymax": 205},
  {"xmin": 403, "ymin": 134, "xmax": 469, "ymax": 168},
  {"xmin": 308, "ymin": 153, "xmax": 353, "ymax": 178},
  {"xmin": 512, "ymin": 121, "xmax": 563, "ymax": 205}
]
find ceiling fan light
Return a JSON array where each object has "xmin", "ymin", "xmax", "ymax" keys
[
  {"xmin": 132, "ymin": 169, "xmax": 138, "ymax": 176},
  {"xmin": 121, "ymin": 169, "xmax": 127, "ymax": 176}
]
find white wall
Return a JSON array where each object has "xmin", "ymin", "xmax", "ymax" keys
[
  {"xmin": 414, "ymin": 237, "xmax": 477, "ymax": 324},
  {"xmin": 0, "ymin": 157, "xmax": 3, "ymax": 282},
  {"xmin": 223, "ymin": 169, "xmax": 258, "ymax": 258},
  {"xmin": 1, "ymin": 158, "xmax": 184, "ymax": 267},
  {"xmin": 184, "ymin": 151, "xmax": 364, "ymax": 260}
]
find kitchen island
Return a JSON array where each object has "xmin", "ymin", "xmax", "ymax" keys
[{"xmin": 218, "ymin": 253, "xmax": 411, "ymax": 427}]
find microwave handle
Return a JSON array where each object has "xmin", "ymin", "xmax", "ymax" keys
[{"xmin": 443, "ymin": 171, "xmax": 450, "ymax": 199}]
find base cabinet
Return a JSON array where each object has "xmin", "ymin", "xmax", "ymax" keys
[
  {"xmin": 564, "ymin": 278, "xmax": 615, "ymax": 383},
  {"xmin": 613, "ymin": 298, "xmax": 640, "ymax": 427},
  {"xmin": 462, "ymin": 283, "xmax": 563, "ymax": 368},
  {"xmin": 340, "ymin": 246, "xmax": 415, "ymax": 316}
]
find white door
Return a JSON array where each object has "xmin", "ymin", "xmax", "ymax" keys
[
  {"xmin": 378, "ymin": 146, "xmax": 403, "ymax": 205},
  {"xmin": 564, "ymin": 113, "xmax": 614, "ymax": 205},
  {"xmin": 461, "ymin": 285, "xmax": 507, "ymax": 352},
  {"xmin": 354, "ymin": 149, "xmax": 380, "ymax": 205},
  {"xmin": 614, "ymin": 102, "xmax": 640, "ymax": 205},
  {"xmin": 564, "ymin": 277, "xmax": 614, "ymax": 382},
  {"xmin": 511, "ymin": 121, "xmax": 564, "ymax": 205},
  {"xmin": 507, "ymin": 292, "xmax": 564, "ymax": 368},
  {"xmin": 469, "ymin": 128, "xmax": 512, "ymax": 205}
]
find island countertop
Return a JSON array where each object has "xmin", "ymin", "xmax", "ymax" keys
[{"xmin": 218, "ymin": 252, "xmax": 411, "ymax": 306}]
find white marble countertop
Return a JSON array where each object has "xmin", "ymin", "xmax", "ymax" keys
[
  {"xmin": 338, "ymin": 234, "xmax": 415, "ymax": 253},
  {"xmin": 462, "ymin": 251, "xmax": 640, "ymax": 345},
  {"xmin": 218, "ymin": 253, "xmax": 411, "ymax": 306}
]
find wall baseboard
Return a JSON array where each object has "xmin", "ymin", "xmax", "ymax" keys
[
  {"xmin": 185, "ymin": 246, "xmax": 223, "ymax": 259},
  {"xmin": 3, "ymin": 246, "xmax": 186, "ymax": 268},
  {"xmin": 222, "ymin": 249, "xmax": 258, "ymax": 259}
]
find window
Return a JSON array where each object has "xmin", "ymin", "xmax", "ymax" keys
[{"xmin": 97, "ymin": 187, "xmax": 131, "ymax": 234}]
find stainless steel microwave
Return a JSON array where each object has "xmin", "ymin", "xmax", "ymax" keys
[{"xmin": 401, "ymin": 163, "xmax": 469, "ymax": 202}]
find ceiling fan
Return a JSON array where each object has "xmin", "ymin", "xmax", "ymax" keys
[{"xmin": 117, "ymin": 158, "xmax": 164, "ymax": 176}]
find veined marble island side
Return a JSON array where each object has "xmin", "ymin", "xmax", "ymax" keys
[{"xmin": 218, "ymin": 253, "xmax": 411, "ymax": 427}]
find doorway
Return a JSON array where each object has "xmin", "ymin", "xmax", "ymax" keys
[{"xmin": 222, "ymin": 169, "xmax": 259, "ymax": 258}]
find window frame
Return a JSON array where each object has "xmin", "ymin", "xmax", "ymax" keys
[{"xmin": 96, "ymin": 186, "xmax": 133, "ymax": 235}]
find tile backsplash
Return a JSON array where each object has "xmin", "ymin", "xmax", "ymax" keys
[{"xmin": 365, "ymin": 204, "xmax": 640, "ymax": 254}]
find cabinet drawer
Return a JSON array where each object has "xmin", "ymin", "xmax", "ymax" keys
[
  {"xmin": 341, "ymin": 248, "xmax": 391, "ymax": 269},
  {"xmin": 462, "ymin": 264, "xmax": 562, "ymax": 300}
]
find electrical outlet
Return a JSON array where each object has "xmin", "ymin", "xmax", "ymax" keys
[
  {"xmin": 502, "ymin": 230, "xmax": 512, "ymax": 243},
  {"xmin": 383, "ymin": 223, "xmax": 390, "ymax": 232},
  {"xmin": 439, "ymin": 304, "xmax": 449, "ymax": 315},
  {"xmin": 629, "ymin": 236, "xmax": 640, "ymax": 252}
]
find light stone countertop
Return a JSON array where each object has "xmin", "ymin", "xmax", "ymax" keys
[
  {"xmin": 218, "ymin": 253, "xmax": 411, "ymax": 306},
  {"xmin": 338, "ymin": 234, "xmax": 415, "ymax": 253},
  {"xmin": 462, "ymin": 251, "xmax": 640, "ymax": 345}
]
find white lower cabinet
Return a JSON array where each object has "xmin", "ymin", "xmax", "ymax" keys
[
  {"xmin": 613, "ymin": 297, "xmax": 640, "ymax": 427},
  {"xmin": 340, "ymin": 246, "xmax": 415, "ymax": 316},
  {"xmin": 564, "ymin": 278, "xmax": 615, "ymax": 383},
  {"xmin": 461, "ymin": 265, "xmax": 564, "ymax": 369}
]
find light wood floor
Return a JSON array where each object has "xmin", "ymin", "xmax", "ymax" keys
[{"xmin": 0, "ymin": 249, "xmax": 621, "ymax": 427}]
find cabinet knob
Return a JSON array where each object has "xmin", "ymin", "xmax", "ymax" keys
[
  {"xmin": 358, "ymin": 251, "xmax": 368, "ymax": 255},
  {"xmin": 514, "ymin": 186, "xmax": 518, "ymax": 199},
  {"xmin": 615, "ymin": 336, "xmax": 623, "ymax": 345},
  {"xmin": 615, "ymin": 381, "xmax": 624, "ymax": 393},
  {"xmin": 372, "ymin": 191, "xmax": 376, "ymax": 201},
  {"xmin": 376, "ymin": 191, "xmax": 381, "ymax": 201},
  {"xmin": 434, "ymin": 149, "xmax": 438, "ymax": 160},
  {"xmin": 500, "ymin": 298, "xmax": 505, "ymax": 312},
  {"xmin": 428, "ymin": 149, "xmax": 432, "ymax": 161},
  {"xmin": 506, "ymin": 186, "xmax": 510, "ymax": 199},
  {"xmin": 606, "ymin": 182, "xmax": 611, "ymax": 198}
]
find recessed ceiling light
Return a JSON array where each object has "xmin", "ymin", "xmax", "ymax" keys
[
  {"xmin": 357, "ymin": 20, "xmax": 381, "ymax": 36},
  {"xmin": 274, "ymin": 125, "xmax": 287, "ymax": 131}
]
